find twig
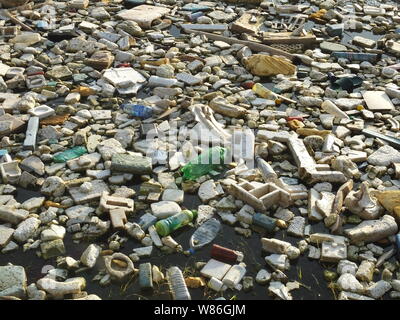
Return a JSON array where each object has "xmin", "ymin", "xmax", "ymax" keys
[
  {"xmin": 184, "ymin": 29, "xmax": 295, "ymax": 61},
  {"xmin": 2, "ymin": 9, "xmax": 34, "ymax": 32}
]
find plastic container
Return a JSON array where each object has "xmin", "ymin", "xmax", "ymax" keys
[
  {"xmin": 0, "ymin": 150, "xmax": 8, "ymax": 158},
  {"xmin": 252, "ymin": 83, "xmax": 278, "ymax": 100},
  {"xmin": 121, "ymin": 104, "xmax": 153, "ymax": 119},
  {"xmin": 138, "ymin": 213, "xmax": 157, "ymax": 231},
  {"xmin": 211, "ymin": 244, "xmax": 243, "ymax": 264},
  {"xmin": 53, "ymin": 146, "xmax": 87, "ymax": 163},
  {"xmin": 256, "ymin": 156, "xmax": 278, "ymax": 182},
  {"xmin": 167, "ymin": 267, "xmax": 191, "ymax": 300},
  {"xmin": 252, "ymin": 213, "xmax": 277, "ymax": 233},
  {"xmin": 139, "ymin": 262, "xmax": 153, "ymax": 291},
  {"xmin": 181, "ymin": 146, "xmax": 226, "ymax": 180},
  {"xmin": 155, "ymin": 210, "xmax": 197, "ymax": 237},
  {"xmin": 222, "ymin": 264, "xmax": 246, "ymax": 288},
  {"xmin": 36, "ymin": 20, "xmax": 50, "ymax": 30},
  {"xmin": 187, "ymin": 11, "xmax": 204, "ymax": 21},
  {"xmin": 189, "ymin": 218, "xmax": 221, "ymax": 253},
  {"xmin": 208, "ymin": 277, "xmax": 225, "ymax": 292},
  {"xmin": 321, "ymin": 100, "xmax": 349, "ymax": 119},
  {"xmin": 148, "ymin": 76, "xmax": 178, "ymax": 87},
  {"xmin": 23, "ymin": 116, "xmax": 39, "ymax": 151}
]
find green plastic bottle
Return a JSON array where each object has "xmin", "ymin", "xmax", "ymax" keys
[
  {"xmin": 53, "ymin": 146, "xmax": 87, "ymax": 163},
  {"xmin": 155, "ymin": 210, "xmax": 197, "ymax": 237},
  {"xmin": 181, "ymin": 147, "xmax": 226, "ymax": 180},
  {"xmin": 252, "ymin": 213, "xmax": 277, "ymax": 233}
]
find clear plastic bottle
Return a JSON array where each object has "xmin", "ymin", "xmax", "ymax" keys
[
  {"xmin": 189, "ymin": 218, "xmax": 221, "ymax": 253},
  {"xmin": 155, "ymin": 210, "xmax": 197, "ymax": 237},
  {"xmin": 121, "ymin": 104, "xmax": 153, "ymax": 119},
  {"xmin": 167, "ymin": 267, "xmax": 191, "ymax": 300}
]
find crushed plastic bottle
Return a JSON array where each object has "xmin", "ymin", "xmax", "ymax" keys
[
  {"xmin": 252, "ymin": 83, "xmax": 296, "ymax": 104},
  {"xmin": 189, "ymin": 218, "xmax": 221, "ymax": 253},
  {"xmin": 181, "ymin": 146, "xmax": 227, "ymax": 180},
  {"xmin": 167, "ymin": 266, "xmax": 191, "ymax": 300},
  {"xmin": 121, "ymin": 104, "xmax": 153, "ymax": 119},
  {"xmin": 252, "ymin": 213, "xmax": 278, "ymax": 233},
  {"xmin": 186, "ymin": 11, "xmax": 204, "ymax": 21},
  {"xmin": 36, "ymin": 21, "xmax": 50, "ymax": 31},
  {"xmin": 53, "ymin": 146, "xmax": 87, "ymax": 163},
  {"xmin": 331, "ymin": 52, "xmax": 379, "ymax": 62},
  {"xmin": 252, "ymin": 83, "xmax": 278, "ymax": 100},
  {"xmin": 155, "ymin": 210, "xmax": 197, "ymax": 237}
]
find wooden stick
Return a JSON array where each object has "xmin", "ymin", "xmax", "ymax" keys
[
  {"xmin": 2, "ymin": 9, "xmax": 34, "ymax": 32},
  {"xmin": 262, "ymin": 33, "xmax": 317, "ymax": 45},
  {"xmin": 184, "ymin": 29, "xmax": 295, "ymax": 61},
  {"xmin": 276, "ymin": 94, "xmax": 296, "ymax": 104}
]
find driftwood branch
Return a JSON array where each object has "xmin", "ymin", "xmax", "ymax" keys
[
  {"xmin": 1, "ymin": 9, "xmax": 34, "ymax": 32},
  {"xmin": 183, "ymin": 29, "xmax": 295, "ymax": 61}
]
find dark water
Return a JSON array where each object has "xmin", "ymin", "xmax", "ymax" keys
[
  {"xmin": 0, "ymin": 188, "xmax": 332, "ymax": 300},
  {"xmin": 1, "ymin": 186, "xmax": 395, "ymax": 300}
]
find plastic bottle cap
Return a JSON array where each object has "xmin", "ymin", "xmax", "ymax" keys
[
  {"xmin": 155, "ymin": 221, "xmax": 168, "ymax": 237},
  {"xmin": 188, "ymin": 248, "xmax": 195, "ymax": 254}
]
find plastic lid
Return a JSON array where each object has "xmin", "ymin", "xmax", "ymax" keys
[
  {"xmin": 155, "ymin": 221, "xmax": 168, "ymax": 237},
  {"xmin": 182, "ymin": 209, "xmax": 197, "ymax": 221},
  {"xmin": 191, "ymin": 209, "xmax": 198, "ymax": 220}
]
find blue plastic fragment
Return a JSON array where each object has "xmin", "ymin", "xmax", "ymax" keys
[{"xmin": 182, "ymin": 3, "xmax": 211, "ymax": 12}]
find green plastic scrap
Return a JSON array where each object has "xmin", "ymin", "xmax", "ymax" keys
[{"xmin": 53, "ymin": 146, "xmax": 87, "ymax": 163}]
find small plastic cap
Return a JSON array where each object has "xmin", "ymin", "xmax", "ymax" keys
[
  {"xmin": 276, "ymin": 219, "xmax": 287, "ymax": 229},
  {"xmin": 155, "ymin": 221, "xmax": 168, "ymax": 237},
  {"xmin": 236, "ymin": 252, "xmax": 244, "ymax": 262},
  {"xmin": 188, "ymin": 248, "xmax": 195, "ymax": 255}
]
